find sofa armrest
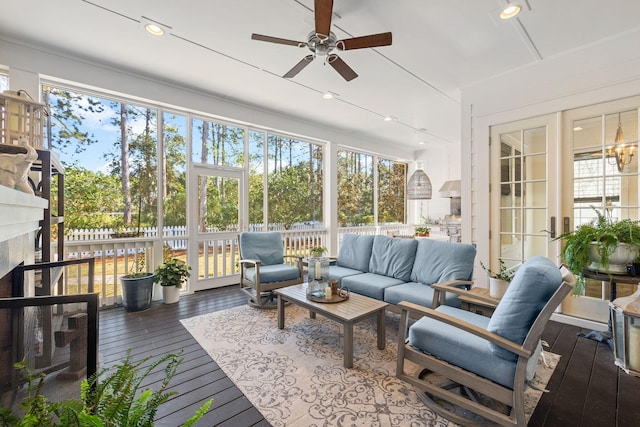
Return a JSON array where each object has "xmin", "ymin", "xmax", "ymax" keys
[
  {"xmin": 430, "ymin": 280, "xmax": 473, "ymax": 308},
  {"xmin": 397, "ymin": 301, "xmax": 530, "ymax": 358}
]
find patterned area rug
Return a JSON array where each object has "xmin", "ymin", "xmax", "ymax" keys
[{"xmin": 181, "ymin": 304, "xmax": 559, "ymax": 427}]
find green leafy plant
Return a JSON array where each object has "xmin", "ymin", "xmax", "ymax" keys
[
  {"xmin": 0, "ymin": 351, "xmax": 212, "ymax": 426},
  {"xmin": 124, "ymin": 253, "xmax": 151, "ymax": 279},
  {"xmin": 154, "ymin": 257, "xmax": 191, "ymax": 288},
  {"xmin": 554, "ymin": 207, "xmax": 640, "ymax": 295},
  {"xmin": 480, "ymin": 259, "xmax": 515, "ymax": 282},
  {"xmin": 415, "ymin": 226, "xmax": 430, "ymax": 235},
  {"xmin": 308, "ymin": 246, "xmax": 327, "ymax": 257}
]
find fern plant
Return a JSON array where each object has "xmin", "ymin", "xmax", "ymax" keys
[
  {"xmin": 554, "ymin": 207, "xmax": 640, "ymax": 294},
  {"xmin": 0, "ymin": 351, "xmax": 212, "ymax": 426}
]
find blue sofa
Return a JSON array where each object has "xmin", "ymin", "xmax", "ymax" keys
[{"xmin": 329, "ymin": 234, "xmax": 477, "ymax": 309}]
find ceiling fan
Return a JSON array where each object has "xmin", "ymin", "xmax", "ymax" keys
[{"xmin": 251, "ymin": 0, "xmax": 392, "ymax": 81}]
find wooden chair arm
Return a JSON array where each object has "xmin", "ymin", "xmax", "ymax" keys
[
  {"xmin": 397, "ymin": 301, "xmax": 531, "ymax": 358},
  {"xmin": 239, "ymin": 259, "xmax": 261, "ymax": 267},
  {"xmin": 430, "ymin": 280, "xmax": 473, "ymax": 308}
]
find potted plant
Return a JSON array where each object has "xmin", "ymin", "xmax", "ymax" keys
[
  {"xmin": 309, "ymin": 246, "xmax": 328, "ymax": 257},
  {"xmin": 555, "ymin": 208, "xmax": 640, "ymax": 295},
  {"xmin": 481, "ymin": 258, "xmax": 515, "ymax": 298},
  {"xmin": 415, "ymin": 226, "xmax": 430, "ymax": 237},
  {"xmin": 119, "ymin": 254, "xmax": 154, "ymax": 311},
  {"xmin": 154, "ymin": 257, "xmax": 191, "ymax": 304}
]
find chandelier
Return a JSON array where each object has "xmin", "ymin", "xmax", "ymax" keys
[{"xmin": 606, "ymin": 113, "xmax": 635, "ymax": 173}]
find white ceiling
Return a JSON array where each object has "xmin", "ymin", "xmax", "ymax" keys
[{"xmin": 2, "ymin": 0, "xmax": 640, "ymax": 151}]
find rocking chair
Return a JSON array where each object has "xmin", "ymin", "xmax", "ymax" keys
[
  {"xmin": 239, "ymin": 231, "xmax": 303, "ymax": 308},
  {"xmin": 396, "ymin": 256, "xmax": 574, "ymax": 426}
]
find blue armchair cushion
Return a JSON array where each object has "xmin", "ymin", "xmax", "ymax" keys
[
  {"xmin": 341, "ymin": 273, "xmax": 405, "ymax": 300},
  {"xmin": 369, "ymin": 235, "xmax": 418, "ymax": 281},
  {"xmin": 337, "ymin": 234, "xmax": 375, "ymax": 272},
  {"xmin": 244, "ymin": 264, "xmax": 300, "ymax": 284},
  {"xmin": 383, "ymin": 282, "xmax": 461, "ymax": 308},
  {"xmin": 410, "ymin": 239, "xmax": 476, "ymax": 285},
  {"xmin": 408, "ymin": 305, "xmax": 539, "ymax": 389},
  {"xmin": 240, "ymin": 232, "xmax": 284, "ymax": 266},
  {"xmin": 486, "ymin": 256, "xmax": 562, "ymax": 362}
]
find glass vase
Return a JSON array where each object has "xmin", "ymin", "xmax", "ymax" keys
[{"xmin": 307, "ymin": 256, "xmax": 329, "ymax": 298}]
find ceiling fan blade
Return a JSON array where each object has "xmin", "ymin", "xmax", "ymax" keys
[
  {"xmin": 251, "ymin": 33, "xmax": 306, "ymax": 47},
  {"xmin": 315, "ymin": 0, "xmax": 333, "ymax": 39},
  {"xmin": 337, "ymin": 32, "xmax": 393, "ymax": 50},
  {"xmin": 328, "ymin": 55, "xmax": 358, "ymax": 81},
  {"xmin": 283, "ymin": 55, "xmax": 314, "ymax": 78}
]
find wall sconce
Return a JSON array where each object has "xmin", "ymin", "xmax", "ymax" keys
[
  {"xmin": 606, "ymin": 113, "xmax": 635, "ymax": 173},
  {"xmin": 0, "ymin": 90, "xmax": 46, "ymax": 149},
  {"xmin": 610, "ymin": 287, "xmax": 640, "ymax": 377}
]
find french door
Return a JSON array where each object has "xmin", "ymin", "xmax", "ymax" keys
[
  {"xmin": 560, "ymin": 97, "xmax": 640, "ymax": 322},
  {"xmin": 489, "ymin": 114, "xmax": 560, "ymax": 273},
  {"xmin": 188, "ymin": 165, "xmax": 246, "ymax": 291}
]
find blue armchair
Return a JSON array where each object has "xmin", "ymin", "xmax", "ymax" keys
[
  {"xmin": 239, "ymin": 231, "xmax": 303, "ymax": 308},
  {"xmin": 396, "ymin": 257, "xmax": 574, "ymax": 426}
]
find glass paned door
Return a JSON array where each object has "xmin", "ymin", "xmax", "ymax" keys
[
  {"xmin": 489, "ymin": 115, "xmax": 558, "ymax": 273},
  {"xmin": 561, "ymin": 100, "xmax": 640, "ymax": 322},
  {"xmin": 189, "ymin": 166, "xmax": 245, "ymax": 290}
]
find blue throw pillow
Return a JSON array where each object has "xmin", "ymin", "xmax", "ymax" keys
[
  {"xmin": 410, "ymin": 239, "xmax": 476, "ymax": 284},
  {"xmin": 486, "ymin": 256, "xmax": 562, "ymax": 361}
]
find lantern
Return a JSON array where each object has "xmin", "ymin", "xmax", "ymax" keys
[
  {"xmin": 0, "ymin": 90, "xmax": 46, "ymax": 149},
  {"xmin": 610, "ymin": 286, "xmax": 640, "ymax": 377}
]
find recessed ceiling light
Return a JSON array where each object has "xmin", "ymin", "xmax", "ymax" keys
[
  {"xmin": 573, "ymin": 126, "xmax": 583, "ymax": 131},
  {"xmin": 323, "ymin": 91, "xmax": 338, "ymax": 99},
  {"xmin": 141, "ymin": 16, "xmax": 170, "ymax": 37},
  {"xmin": 383, "ymin": 116, "xmax": 394, "ymax": 122},
  {"xmin": 145, "ymin": 23, "xmax": 164, "ymax": 36},
  {"xmin": 499, "ymin": 4, "xmax": 521, "ymax": 19}
]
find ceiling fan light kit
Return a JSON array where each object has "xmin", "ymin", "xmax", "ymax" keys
[{"xmin": 251, "ymin": 0, "xmax": 392, "ymax": 81}]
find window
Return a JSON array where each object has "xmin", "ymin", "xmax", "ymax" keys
[
  {"xmin": 43, "ymin": 85, "xmax": 158, "ymax": 233},
  {"xmin": 377, "ymin": 158, "xmax": 406, "ymax": 224},
  {"xmin": 266, "ymin": 134, "xmax": 323, "ymax": 229},
  {"xmin": 337, "ymin": 150, "xmax": 374, "ymax": 226}
]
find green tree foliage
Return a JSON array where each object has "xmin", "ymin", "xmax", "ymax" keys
[
  {"xmin": 62, "ymin": 166, "xmax": 123, "ymax": 230},
  {"xmin": 337, "ymin": 150, "xmax": 374, "ymax": 226},
  {"xmin": 43, "ymin": 86, "xmax": 104, "ymax": 159},
  {"xmin": 378, "ymin": 159, "xmax": 406, "ymax": 223},
  {"xmin": 162, "ymin": 117, "xmax": 187, "ymax": 227}
]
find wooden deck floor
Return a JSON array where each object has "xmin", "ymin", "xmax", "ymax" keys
[{"xmin": 98, "ymin": 286, "xmax": 640, "ymax": 426}]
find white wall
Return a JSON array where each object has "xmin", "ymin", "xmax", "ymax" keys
[{"xmin": 461, "ymin": 29, "xmax": 640, "ymax": 287}]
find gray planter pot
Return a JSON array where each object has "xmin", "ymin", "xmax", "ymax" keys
[{"xmin": 120, "ymin": 273, "xmax": 155, "ymax": 312}]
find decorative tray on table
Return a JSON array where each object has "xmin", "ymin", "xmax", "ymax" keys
[{"xmin": 307, "ymin": 287, "xmax": 350, "ymax": 304}]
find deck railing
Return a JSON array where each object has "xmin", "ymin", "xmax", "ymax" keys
[{"xmin": 55, "ymin": 224, "xmax": 414, "ymax": 307}]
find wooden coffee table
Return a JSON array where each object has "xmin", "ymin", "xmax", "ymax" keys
[{"xmin": 275, "ymin": 284, "xmax": 389, "ymax": 368}]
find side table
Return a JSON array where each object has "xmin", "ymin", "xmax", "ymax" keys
[{"xmin": 458, "ymin": 288, "xmax": 500, "ymax": 317}]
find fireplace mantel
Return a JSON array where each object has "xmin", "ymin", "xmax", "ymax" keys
[{"xmin": 0, "ymin": 186, "xmax": 47, "ymax": 279}]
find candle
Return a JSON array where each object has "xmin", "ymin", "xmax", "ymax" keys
[
  {"xmin": 315, "ymin": 261, "xmax": 322, "ymax": 279},
  {"xmin": 325, "ymin": 286, "xmax": 332, "ymax": 298},
  {"xmin": 628, "ymin": 323, "xmax": 640, "ymax": 371}
]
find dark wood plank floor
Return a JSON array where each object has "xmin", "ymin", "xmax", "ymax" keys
[{"xmin": 98, "ymin": 286, "xmax": 640, "ymax": 426}]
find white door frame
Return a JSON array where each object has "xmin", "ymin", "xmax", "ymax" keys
[{"xmin": 188, "ymin": 164, "xmax": 247, "ymax": 291}]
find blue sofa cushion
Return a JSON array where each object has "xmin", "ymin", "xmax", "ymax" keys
[
  {"xmin": 410, "ymin": 239, "xmax": 476, "ymax": 284},
  {"xmin": 245, "ymin": 264, "xmax": 300, "ymax": 284},
  {"xmin": 328, "ymin": 265, "xmax": 363, "ymax": 284},
  {"xmin": 487, "ymin": 256, "xmax": 562, "ymax": 362},
  {"xmin": 369, "ymin": 235, "xmax": 418, "ymax": 281},
  {"xmin": 341, "ymin": 273, "xmax": 405, "ymax": 300},
  {"xmin": 337, "ymin": 234, "xmax": 375, "ymax": 272},
  {"xmin": 239, "ymin": 232, "xmax": 284, "ymax": 266},
  {"xmin": 383, "ymin": 282, "xmax": 461, "ymax": 308}
]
